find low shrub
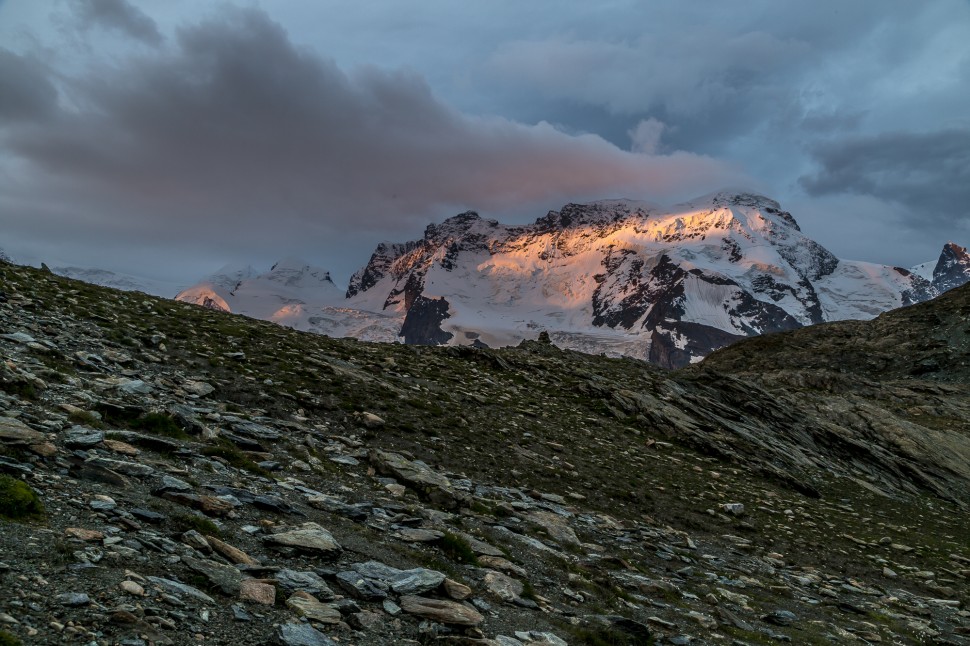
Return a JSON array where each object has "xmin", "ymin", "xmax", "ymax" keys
[
  {"xmin": 0, "ymin": 475, "xmax": 45, "ymax": 521},
  {"xmin": 437, "ymin": 532, "xmax": 480, "ymax": 566},
  {"xmin": 130, "ymin": 413, "xmax": 186, "ymax": 439},
  {"xmin": 0, "ymin": 629, "xmax": 23, "ymax": 646}
]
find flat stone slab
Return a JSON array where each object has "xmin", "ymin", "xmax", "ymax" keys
[
  {"xmin": 335, "ymin": 570, "xmax": 387, "ymax": 601},
  {"xmin": 274, "ymin": 569, "xmax": 334, "ymax": 598},
  {"xmin": 206, "ymin": 535, "xmax": 258, "ymax": 565},
  {"xmin": 461, "ymin": 533, "xmax": 504, "ymax": 557},
  {"xmin": 264, "ymin": 522, "xmax": 342, "ymax": 556},
  {"xmin": 183, "ymin": 556, "xmax": 243, "ymax": 595},
  {"xmin": 1, "ymin": 332, "xmax": 36, "ymax": 344},
  {"xmin": 399, "ymin": 595, "xmax": 484, "ymax": 626},
  {"xmin": 0, "ymin": 417, "xmax": 45, "ymax": 445},
  {"xmin": 369, "ymin": 449, "xmax": 464, "ymax": 509},
  {"xmin": 86, "ymin": 457, "xmax": 154, "ymax": 477},
  {"xmin": 484, "ymin": 570, "xmax": 524, "ymax": 603},
  {"xmin": 524, "ymin": 510, "xmax": 580, "ymax": 547},
  {"xmin": 231, "ymin": 420, "xmax": 280, "ymax": 440},
  {"xmin": 350, "ymin": 560, "xmax": 445, "ymax": 595},
  {"xmin": 393, "ymin": 528, "xmax": 444, "ymax": 543},
  {"xmin": 276, "ymin": 622, "xmax": 337, "ymax": 646},
  {"xmin": 239, "ymin": 579, "xmax": 275, "ymax": 605},
  {"xmin": 146, "ymin": 576, "xmax": 214, "ymax": 604},
  {"xmin": 285, "ymin": 591, "xmax": 342, "ymax": 624},
  {"xmin": 63, "ymin": 426, "xmax": 104, "ymax": 448}
]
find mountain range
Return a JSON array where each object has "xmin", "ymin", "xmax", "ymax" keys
[{"xmin": 173, "ymin": 192, "xmax": 970, "ymax": 367}]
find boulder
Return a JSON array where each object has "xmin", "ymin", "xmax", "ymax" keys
[
  {"xmin": 264, "ymin": 522, "xmax": 342, "ymax": 556},
  {"xmin": 398, "ymin": 595, "xmax": 484, "ymax": 626}
]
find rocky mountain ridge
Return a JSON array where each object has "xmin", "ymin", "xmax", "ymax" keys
[
  {"xmin": 341, "ymin": 193, "xmax": 963, "ymax": 366},
  {"xmin": 1, "ymin": 259, "xmax": 968, "ymax": 644},
  {"xmin": 172, "ymin": 193, "xmax": 970, "ymax": 368}
]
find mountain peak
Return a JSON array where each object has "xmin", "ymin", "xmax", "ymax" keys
[
  {"xmin": 711, "ymin": 191, "xmax": 782, "ymax": 211},
  {"xmin": 533, "ymin": 201, "xmax": 646, "ymax": 231},
  {"xmin": 265, "ymin": 257, "xmax": 337, "ymax": 290},
  {"xmin": 424, "ymin": 211, "xmax": 500, "ymax": 243},
  {"xmin": 673, "ymin": 190, "xmax": 777, "ymax": 210},
  {"xmin": 942, "ymin": 241, "xmax": 968, "ymax": 257},
  {"xmin": 932, "ymin": 242, "xmax": 970, "ymax": 292},
  {"xmin": 269, "ymin": 256, "xmax": 314, "ymax": 272},
  {"xmin": 668, "ymin": 191, "xmax": 801, "ymax": 231}
]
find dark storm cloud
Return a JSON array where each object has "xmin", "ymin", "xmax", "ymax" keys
[
  {"xmin": 0, "ymin": 7, "xmax": 743, "ymax": 265},
  {"xmin": 71, "ymin": 0, "xmax": 162, "ymax": 45},
  {"xmin": 477, "ymin": 1, "xmax": 957, "ymax": 159},
  {"xmin": 799, "ymin": 130, "xmax": 970, "ymax": 223},
  {"xmin": 482, "ymin": 26, "xmax": 815, "ymax": 155},
  {"xmin": 0, "ymin": 49, "xmax": 58, "ymax": 121}
]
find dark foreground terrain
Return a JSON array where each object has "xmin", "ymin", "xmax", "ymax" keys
[{"xmin": 0, "ymin": 260, "xmax": 968, "ymax": 645}]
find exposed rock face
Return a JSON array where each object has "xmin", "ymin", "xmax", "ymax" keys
[
  {"xmin": 1, "ymin": 260, "xmax": 969, "ymax": 645},
  {"xmin": 398, "ymin": 296, "xmax": 453, "ymax": 345},
  {"xmin": 932, "ymin": 242, "xmax": 970, "ymax": 293}
]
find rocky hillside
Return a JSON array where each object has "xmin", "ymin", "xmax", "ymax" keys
[{"xmin": 1, "ymin": 260, "xmax": 969, "ymax": 645}]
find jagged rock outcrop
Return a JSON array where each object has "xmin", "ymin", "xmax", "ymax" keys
[{"xmin": 932, "ymin": 242, "xmax": 970, "ymax": 293}]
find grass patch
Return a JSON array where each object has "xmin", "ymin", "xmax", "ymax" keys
[
  {"xmin": 68, "ymin": 410, "xmax": 103, "ymax": 428},
  {"xmin": 173, "ymin": 513, "xmax": 222, "ymax": 538},
  {"xmin": 130, "ymin": 412, "xmax": 187, "ymax": 439},
  {"xmin": 564, "ymin": 626, "xmax": 653, "ymax": 646},
  {"xmin": 407, "ymin": 398, "xmax": 445, "ymax": 416},
  {"xmin": 521, "ymin": 578, "xmax": 539, "ymax": 602},
  {"xmin": 0, "ymin": 630, "xmax": 23, "ymax": 646},
  {"xmin": 202, "ymin": 440, "xmax": 273, "ymax": 477},
  {"xmin": 0, "ymin": 380, "xmax": 36, "ymax": 401},
  {"xmin": 468, "ymin": 500, "xmax": 493, "ymax": 516},
  {"xmin": 436, "ymin": 532, "xmax": 480, "ymax": 566},
  {"xmin": 0, "ymin": 475, "xmax": 45, "ymax": 521}
]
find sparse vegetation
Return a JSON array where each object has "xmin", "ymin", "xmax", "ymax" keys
[
  {"xmin": 520, "ymin": 578, "xmax": 539, "ymax": 602},
  {"xmin": 564, "ymin": 625, "xmax": 653, "ymax": 646},
  {"xmin": 0, "ymin": 475, "xmax": 45, "ymax": 521},
  {"xmin": 436, "ymin": 532, "xmax": 479, "ymax": 566},
  {"xmin": 173, "ymin": 513, "xmax": 222, "ymax": 538},
  {"xmin": 130, "ymin": 412, "xmax": 186, "ymax": 438},
  {"xmin": 0, "ymin": 630, "xmax": 23, "ymax": 646},
  {"xmin": 68, "ymin": 410, "xmax": 103, "ymax": 428},
  {"xmin": 202, "ymin": 440, "xmax": 272, "ymax": 477},
  {"xmin": 0, "ymin": 380, "xmax": 36, "ymax": 401}
]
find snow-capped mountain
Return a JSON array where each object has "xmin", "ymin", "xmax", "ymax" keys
[
  {"xmin": 343, "ymin": 192, "xmax": 954, "ymax": 366},
  {"xmin": 175, "ymin": 258, "xmax": 402, "ymax": 342},
  {"xmin": 50, "ymin": 266, "xmax": 186, "ymax": 298},
  {"xmin": 0, "ymin": 248, "xmax": 185, "ymax": 297},
  {"xmin": 161, "ymin": 192, "xmax": 969, "ymax": 367}
]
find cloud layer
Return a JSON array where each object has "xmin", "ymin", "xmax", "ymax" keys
[
  {"xmin": 0, "ymin": 0, "xmax": 967, "ymax": 276},
  {"xmin": 0, "ymin": 8, "xmax": 747, "ymax": 277},
  {"xmin": 71, "ymin": 0, "xmax": 162, "ymax": 45},
  {"xmin": 800, "ymin": 130, "xmax": 970, "ymax": 225}
]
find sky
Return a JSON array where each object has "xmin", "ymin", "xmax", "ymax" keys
[{"xmin": 0, "ymin": 0, "xmax": 968, "ymax": 286}]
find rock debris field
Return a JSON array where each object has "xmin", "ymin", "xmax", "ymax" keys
[{"xmin": 0, "ymin": 261, "xmax": 968, "ymax": 645}]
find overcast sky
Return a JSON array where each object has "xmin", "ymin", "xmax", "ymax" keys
[{"xmin": 1, "ymin": 0, "xmax": 967, "ymax": 286}]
